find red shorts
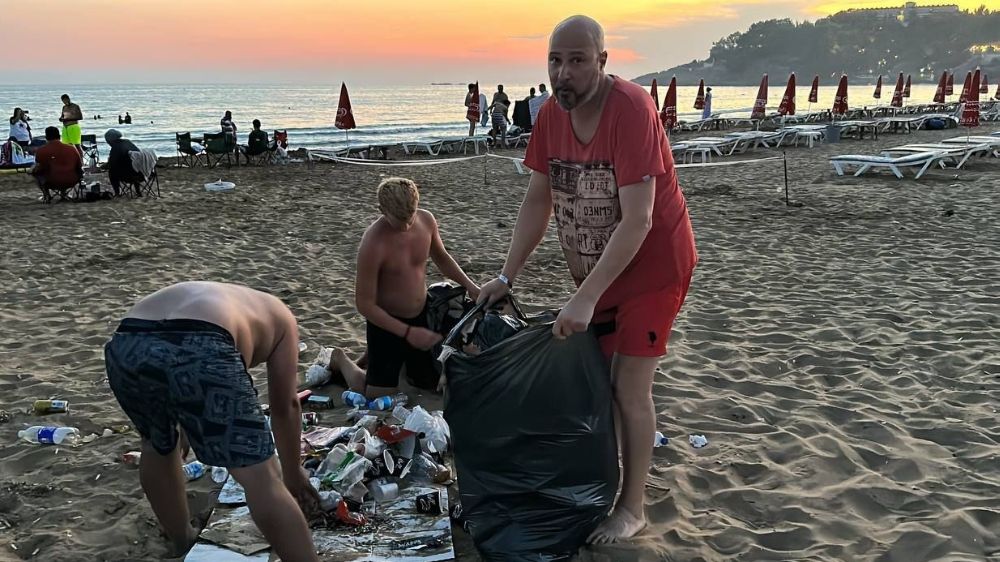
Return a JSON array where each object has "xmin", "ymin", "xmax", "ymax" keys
[{"xmin": 592, "ymin": 278, "xmax": 691, "ymax": 359}]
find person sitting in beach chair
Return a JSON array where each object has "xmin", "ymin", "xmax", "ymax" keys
[
  {"xmin": 104, "ymin": 282, "xmax": 321, "ymax": 561},
  {"xmin": 332, "ymin": 177, "xmax": 480, "ymax": 398},
  {"xmin": 31, "ymin": 126, "xmax": 83, "ymax": 203},
  {"xmin": 105, "ymin": 129, "xmax": 143, "ymax": 196},
  {"xmin": 243, "ymin": 119, "xmax": 276, "ymax": 165}
]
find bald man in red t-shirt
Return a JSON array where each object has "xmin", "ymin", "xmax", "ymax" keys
[
  {"xmin": 478, "ymin": 15, "xmax": 697, "ymax": 544},
  {"xmin": 31, "ymin": 126, "xmax": 82, "ymax": 202}
]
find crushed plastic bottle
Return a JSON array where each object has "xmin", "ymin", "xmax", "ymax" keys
[
  {"xmin": 18, "ymin": 426, "xmax": 80, "ymax": 445},
  {"xmin": 653, "ymin": 431, "xmax": 669, "ymax": 447},
  {"xmin": 303, "ymin": 347, "xmax": 334, "ymax": 387},
  {"xmin": 367, "ymin": 393, "xmax": 408, "ymax": 411},
  {"xmin": 342, "ymin": 391, "xmax": 368, "ymax": 408},
  {"xmin": 688, "ymin": 434, "xmax": 709, "ymax": 449},
  {"xmin": 182, "ymin": 461, "xmax": 207, "ymax": 481},
  {"xmin": 211, "ymin": 466, "xmax": 229, "ymax": 483}
]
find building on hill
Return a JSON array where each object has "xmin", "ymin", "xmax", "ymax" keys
[{"xmin": 841, "ymin": 2, "xmax": 959, "ymax": 24}]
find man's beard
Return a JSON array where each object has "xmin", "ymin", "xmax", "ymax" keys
[{"xmin": 554, "ymin": 81, "xmax": 599, "ymax": 111}]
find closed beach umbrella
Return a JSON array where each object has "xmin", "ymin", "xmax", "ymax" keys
[
  {"xmin": 890, "ymin": 72, "xmax": 905, "ymax": 108},
  {"xmin": 778, "ymin": 73, "xmax": 796, "ymax": 116},
  {"xmin": 808, "ymin": 75, "xmax": 819, "ymax": 104},
  {"xmin": 650, "ymin": 79, "xmax": 660, "ymax": 111},
  {"xmin": 750, "ymin": 74, "xmax": 768, "ymax": 120},
  {"xmin": 873, "ymin": 75, "xmax": 883, "ymax": 100},
  {"xmin": 467, "ymin": 82, "xmax": 481, "ymax": 124},
  {"xmin": 945, "ymin": 72, "xmax": 954, "ymax": 96},
  {"xmin": 933, "ymin": 71, "xmax": 948, "ymax": 103},
  {"xmin": 903, "ymin": 74, "xmax": 911, "ymax": 98},
  {"xmin": 980, "ymin": 74, "xmax": 989, "ymax": 94},
  {"xmin": 694, "ymin": 79, "xmax": 705, "ymax": 110},
  {"xmin": 960, "ymin": 69, "xmax": 981, "ymax": 129},
  {"xmin": 661, "ymin": 76, "xmax": 678, "ymax": 132},
  {"xmin": 335, "ymin": 82, "xmax": 356, "ymax": 131},
  {"xmin": 833, "ymin": 75, "xmax": 849, "ymax": 116},
  {"xmin": 995, "ymin": 81, "xmax": 1000, "ymax": 100},
  {"xmin": 959, "ymin": 71, "xmax": 972, "ymax": 104}
]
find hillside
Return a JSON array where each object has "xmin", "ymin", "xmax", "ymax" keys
[{"xmin": 636, "ymin": 5, "xmax": 1000, "ymax": 85}]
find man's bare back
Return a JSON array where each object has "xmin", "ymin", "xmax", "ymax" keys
[
  {"xmin": 126, "ymin": 281, "xmax": 291, "ymax": 369},
  {"xmin": 363, "ymin": 210, "xmax": 436, "ymax": 319}
]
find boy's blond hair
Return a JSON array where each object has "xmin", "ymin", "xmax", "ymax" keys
[{"xmin": 377, "ymin": 177, "xmax": 419, "ymax": 220}]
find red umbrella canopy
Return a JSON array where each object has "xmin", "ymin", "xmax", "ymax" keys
[
  {"xmin": 980, "ymin": 74, "xmax": 989, "ymax": 94},
  {"xmin": 650, "ymin": 79, "xmax": 660, "ymax": 111},
  {"xmin": 933, "ymin": 71, "xmax": 948, "ymax": 103},
  {"xmin": 751, "ymin": 74, "xmax": 768, "ymax": 120},
  {"xmin": 945, "ymin": 72, "xmax": 954, "ymax": 95},
  {"xmin": 890, "ymin": 72, "xmax": 905, "ymax": 107},
  {"xmin": 960, "ymin": 69, "xmax": 981, "ymax": 128},
  {"xmin": 661, "ymin": 76, "xmax": 678, "ymax": 131},
  {"xmin": 808, "ymin": 75, "xmax": 819, "ymax": 104},
  {"xmin": 903, "ymin": 74, "xmax": 911, "ymax": 98},
  {"xmin": 873, "ymin": 75, "xmax": 883, "ymax": 99},
  {"xmin": 466, "ymin": 82, "xmax": 481, "ymax": 123},
  {"xmin": 778, "ymin": 73, "xmax": 796, "ymax": 116},
  {"xmin": 833, "ymin": 75, "xmax": 849, "ymax": 115},
  {"xmin": 335, "ymin": 82, "xmax": 356, "ymax": 130},
  {"xmin": 694, "ymin": 79, "xmax": 705, "ymax": 110},
  {"xmin": 959, "ymin": 71, "xmax": 973, "ymax": 104}
]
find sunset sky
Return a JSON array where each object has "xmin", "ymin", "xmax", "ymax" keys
[{"xmin": 4, "ymin": 0, "xmax": 990, "ymax": 85}]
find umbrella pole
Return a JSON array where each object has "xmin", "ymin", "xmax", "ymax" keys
[{"xmin": 783, "ymin": 151, "xmax": 790, "ymax": 207}]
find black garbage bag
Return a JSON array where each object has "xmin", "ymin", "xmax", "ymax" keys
[
  {"xmin": 470, "ymin": 312, "xmax": 528, "ymax": 352},
  {"xmin": 426, "ymin": 282, "xmax": 469, "ymax": 335},
  {"xmin": 442, "ymin": 302, "xmax": 618, "ymax": 561}
]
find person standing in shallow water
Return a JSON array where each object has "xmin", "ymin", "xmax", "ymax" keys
[{"xmin": 477, "ymin": 14, "xmax": 697, "ymax": 544}]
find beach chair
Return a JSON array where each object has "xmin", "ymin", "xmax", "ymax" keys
[
  {"xmin": 512, "ymin": 158, "xmax": 529, "ymax": 175},
  {"xmin": 244, "ymin": 134, "xmax": 272, "ymax": 166},
  {"xmin": 461, "ymin": 135, "xmax": 489, "ymax": 155},
  {"xmin": 120, "ymin": 148, "xmax": 160, "ymax": 198},
  {"xmin": 879, "ymin": 143, "xmax": 990, "ymax": 169},
  {"xmin": 175, "ymin": 132, "xmax": 205, "ymax": 167},
  {"xmin": 333, "ymin": 145, "xmax": 371, "ymax": 159},
  {"xmin": 80, "ymin": 134, "xmax": 100, "ymax": 170},
  {"xmin": 204, "ymin": 132, "xmax": 236, "ymax": 168},
  {"xmin": 829, "ymin": 151, "xmax": 946, "ymax": 179},
  {"xmin": 273, "ymin": 130, "xmax": 289, "ymax": 149},
  {"xmin": 401, "ymin": 139, "xmax": 445, "ymax": 156},
  {"xmin": 686, "ymin": 137, "xmax": 741, "ymax": 156}
]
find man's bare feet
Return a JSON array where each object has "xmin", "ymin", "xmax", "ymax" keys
[
  {"xmin": 331, "ymin": 347, "xmax": 366, "ymax": 392},
  {"xmin": 586, "ymin": 506, "xmax": 646, "ymax": 545},
  {"xmin": 169, "ymin": 524, "xmax": 199, "ymax": 556}
]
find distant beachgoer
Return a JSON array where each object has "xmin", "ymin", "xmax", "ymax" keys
[
  {"xmin": 9, "ymin": 108, "xmax": 31, "ymax": 148},
  {"xmin": 104, "ymin": 128, "xmax": 142, "ymax": 197},
  {"xmin": 221, "ymin": 111, "xmax": 238, "ymax": 156},
  {"xmin": 242, "ymin": 119, "xmax": 275, "ymax": 163},
  {"xmin": 104, "ymin": 281, "xmax": 321, "ymax": 561},
  {"xmin": 124, "ymin": 112, "xmax": 132, "ymax": 124},
  {"xmin": 526, "ymin": 87, "xmax": 536, "ymax": 100},
  {"xmin": 529, "ymin": 83, "xmax": 550, "ymax": 126},
  {"xmin": 118, "ymin": 115, "xmax": 124, "ymax": 124},
  {"xmin": 31, "ymin": 126, "xmax": 83, "ymax": 202},
  {"xmin": 58, "ymin": 94, "xmax": 83, "ymax": 159},
  {"xmin": 702, "ymin": 87, "xmax": 713, "ymax": 120},
  {"xmin": 491, "ymin": 84, "xmax": 509, "ymax": 108},
  {"xmin": 477, "ymin": 15, "xmax": 697, "ymax": 544},
  {"xmin": 488, "ymin": 99, "xmax": 511, "ymax": 147},
  {"xmin": 465, "ymin": 83, "xmax": 478, "ymax": 136},
  {"xmin": 479, "ymin": 91, "xmax": 489, "ymax": 128},
  {"xmin": 335, "ymin": 177, "xmax": 480, "ymax": 398}
]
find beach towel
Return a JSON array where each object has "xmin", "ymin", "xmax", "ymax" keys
[
  {"xmin": 129, "ymin": 149, "xmax": 158, "ymax": 178},
  {"xmin": 512, "ymin": 100, "xmax": 531, "ymax": 130},
  {"xmin": 529, "ymin": 92, "xmax": 549, "ymax": 126}
]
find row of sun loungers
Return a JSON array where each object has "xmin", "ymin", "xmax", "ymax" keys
[{"xmin": 830, "ymin": 135, "xmax": 1000, "ymax": 179}]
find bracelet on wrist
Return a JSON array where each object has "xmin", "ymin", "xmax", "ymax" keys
[{"xmin": 498, "ymin": 273, "xmax": 513, "ymax": 288}]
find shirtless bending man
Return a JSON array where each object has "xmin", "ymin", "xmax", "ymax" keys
[
  {"xmin": 104, "ymin": 281, "xmax": 320, "ymax": 561},
  {"xmin": 334, "ymin": 177, "xmax": 480, "ymax": 398}
]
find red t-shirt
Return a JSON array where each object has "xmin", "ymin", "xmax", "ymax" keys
[
  {"xmin": 33, "ymin": 141, "xmax": 82, "ymax": 188},
  {"xmin": 523, "ymin": 76, "xmax": 697, "ymax": 311}
]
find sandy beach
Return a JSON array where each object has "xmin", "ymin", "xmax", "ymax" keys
[{"xmin": 2, "ymin": 123, "xmax": 1000, "ymax": 561}]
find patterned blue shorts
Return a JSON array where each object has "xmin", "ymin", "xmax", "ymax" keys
[{"xmin": 105, "ymin": 318, "xmax": 274, "ymax": 468}]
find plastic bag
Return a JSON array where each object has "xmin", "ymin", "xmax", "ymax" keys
[{"xmin": 442, "ymin": 302, "xmax": 618, "ymax": 561}]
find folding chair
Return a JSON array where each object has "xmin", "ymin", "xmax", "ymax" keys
[
  {"xmin": 273, "ymin": 130, "xmax": 288, "ymax": 149},
  {"xmin": 176, "ymin": 132, "xmax": 205, "ymax": 167},
  {"xmin": 244, "ymin": 134, "xmax": 272, "ymax": 166},
  {"xmin": 80, "ymin": 134, "xmax": 100, "ymax": 170},
  {"xmin": 121, "ymin": 149, "xmax": 160, "ymax": 198},
  {"xmin": 204, "ymin": 133, "xmax": 235, "ymax": 168}
]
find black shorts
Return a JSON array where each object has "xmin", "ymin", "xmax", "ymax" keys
[
  {"xmin": 105, "ymin": 318, "xmax": 274, "ymax": 468},
  {"xmin": 366, "ymin": 304, "xmax": 439, "ymax": 390}
]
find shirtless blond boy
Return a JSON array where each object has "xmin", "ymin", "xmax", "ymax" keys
[
  {"xmin": 105, "ymin": 282, "xmax": 320, "ymax": 561},
  {"xmin": 336, "ymin": 177, "xmax": 479, "ymax": 398}
]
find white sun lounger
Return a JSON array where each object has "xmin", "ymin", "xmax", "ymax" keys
[
  {"xmin": 401, "ymin": 139, "xmax": 445, "ymax": 156},
  {"xmin": 686, "ymin": 137, "xmax": 740, "ymax": 156},
  {"xmin": 830, "ymin": 151, "xmax": 946, "ymax": 179},
  {"xmin": 333, "ymin": 144, "xmax": 372, "ymax": 158},
  {"xmin": 879, "ymin": 143, "xmax": 991, "ymax": 169},
  {"xmin": 461, "ymin": 135, "xmax": 490, "ymax": 155}
]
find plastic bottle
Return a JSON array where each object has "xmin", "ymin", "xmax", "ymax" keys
[
  {"xmin": 182, "ymin": 461, "xmax": 207, "ymax": 481},
  {"xmin": 367, "ymin": 393, "xmax": 408, "ymax": 411},
  {"xmin": 303, "ymin": 348, "xmax": 333, "ymax": 387},
  {"xmin": 18, "ymin": 426, "xmax": 80, "ymax": 445},
  {"xmin": 33, "ymin": 400, "xmax": 69, "ymax": 414},
  {"xmin": 211, "ymin": 466, "xmax": 229, "ymax": 483},
  {"xmin": 342, "ymin": 391, "xmax": 368, "ymax": 408},
  {"xmin": 653, "ymin": 431, "xmax": 669, "ymax": 447}
]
